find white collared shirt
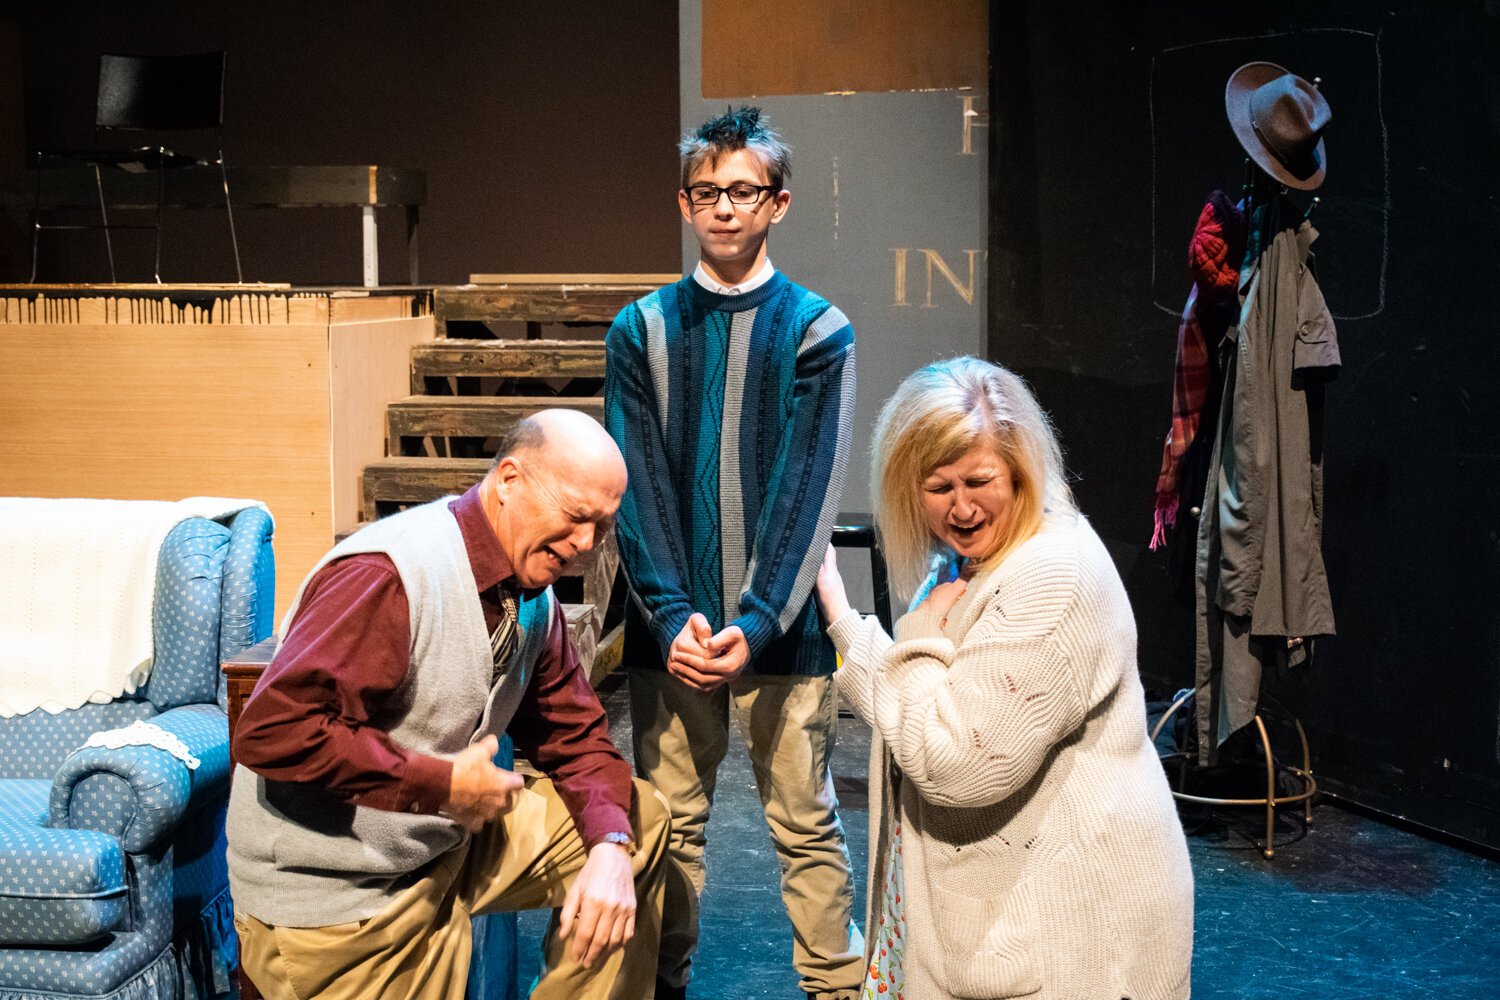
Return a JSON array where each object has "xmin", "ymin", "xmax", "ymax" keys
[{"xmin": 692, "ymin": 258, "xmax": 775, "ymax": 295}]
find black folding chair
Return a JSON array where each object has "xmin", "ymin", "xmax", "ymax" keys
[{"xmin": 30, "ymin": 51, "xmax": 242, "ymax": 283}]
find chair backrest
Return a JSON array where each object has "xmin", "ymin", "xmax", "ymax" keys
[
  {"xmin": 0, "ymin": 509, "xmax": 274, "ymax": 780},
  {"xmin": 95, "ymin": 51, "xmax": 225, "ymax": 131}
]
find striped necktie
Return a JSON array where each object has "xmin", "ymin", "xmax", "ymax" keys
[{"xmin": 490, "ymin": 587, "xmax": 520, "ymax": 684}]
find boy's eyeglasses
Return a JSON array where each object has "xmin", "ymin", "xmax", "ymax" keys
[{"xmin": 684, "ymin": 183, "xmax": 778, "ymax": 207}]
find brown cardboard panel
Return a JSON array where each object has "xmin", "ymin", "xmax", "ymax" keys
[{"xmin": 702, "ymin": 0, "xmax": 987, "ymax": 97}]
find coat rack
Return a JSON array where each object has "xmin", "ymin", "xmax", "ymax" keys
[
  {"xmin": 1161, "ymin": 154, "xmax": 1322, "ymax": 860},
  {"xmin": 1151, "ymin": 687, "xmax": 1317, "ymax": 859}
]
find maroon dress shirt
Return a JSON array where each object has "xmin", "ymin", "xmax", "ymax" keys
[{"xmin": 231, "ymin": 485, "xmax": 633, "ymax": 849}]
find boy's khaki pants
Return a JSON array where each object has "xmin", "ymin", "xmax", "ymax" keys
[
  {"xmin": 630, "ymin": 669, "xmax": 864, "ymax": 998},
  {"xmin": 235, "ymin": 777, "xmax": 670, "ymax": 1000}
]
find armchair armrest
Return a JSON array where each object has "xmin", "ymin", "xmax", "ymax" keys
[{"xmin": 48, "ymin": 704, "xmax": 231, "ymax": 853}]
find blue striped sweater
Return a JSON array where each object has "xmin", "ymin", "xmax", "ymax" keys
[{"xmin": 604, "ymin": 271, "xmax": 856, "ymax": 675}]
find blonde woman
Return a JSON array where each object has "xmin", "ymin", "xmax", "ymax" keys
[{"xmin": 815, "ymin": 357, "xmax": 1193, "ymax": 1000}]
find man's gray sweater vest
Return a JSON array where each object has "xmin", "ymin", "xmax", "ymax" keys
[{"xmin": 226, "ymin": 497, "xmax": 554, "ymax": 927}]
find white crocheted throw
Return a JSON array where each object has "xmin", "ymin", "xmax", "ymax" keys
[
  {"xmin": 83, "ymin": 719, "xmax": 201, "ymax": 769},
  {"xmin": 0, "ymin": 497, "xmax": 270, "ymax": 718}
]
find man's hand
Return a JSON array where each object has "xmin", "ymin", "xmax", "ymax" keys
[
  {"xmin": 667, "ymin": 614, "xmax": 750, "ymax": 691},
  {"xmin": 558, "ymin": 842, "xmax": 637, "ymax": 969},
  {"xmin": 442, "ymin": 735, "xmax": 525, "ymax": 833}
]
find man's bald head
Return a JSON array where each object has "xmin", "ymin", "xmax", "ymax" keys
[
  {"xmin": 491, "ymin": 410, "xmax": 625, "ymax": 483},
  {"xmin": 482, "ymin": 410, "xmax": 627, "ymax": 588},
  {"xmin": 526, "ymin": 409, "xmax": 626, "ymax": 487}
]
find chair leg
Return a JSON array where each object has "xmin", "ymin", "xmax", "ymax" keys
[
  {"xmin": 870, "ymin": 534, "xmax": 894, "ymax": 634},
  {"xmin": 29, "ymin": 163, "xmax": 42, "ymax": 283},
  {"xmin": 218, "ymin": 154, "xmax": 243, "ymax": 283},
  {"xmin": 406, "ymin": 204, "xmax": 420, "ymax": 284},
  {"xmin": 154, "ymin": 154, "xmax": 164, "ymax": 284},
  {"xmin": 91, "ymin": 162, "xmax": 117, "ymax": 283}
]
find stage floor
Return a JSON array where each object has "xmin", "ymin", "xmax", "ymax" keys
[{"xmin": 510, "ymin": 677, "xmax": 1500, "ymax": 999}]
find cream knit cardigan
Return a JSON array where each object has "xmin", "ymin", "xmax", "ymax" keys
[{"xmin": 828, "ymin": 513, "xmax": 1193, "ymax": 999}]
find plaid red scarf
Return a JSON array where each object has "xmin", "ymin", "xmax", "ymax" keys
[{"xmin": 1151, "ymin": 191, "xmax": 1246, "ymax": 549}]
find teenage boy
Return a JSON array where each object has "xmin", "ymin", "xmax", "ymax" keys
[{"xmin": 603, "ymin": 107, "xmax": 862, "ymax": 1000}]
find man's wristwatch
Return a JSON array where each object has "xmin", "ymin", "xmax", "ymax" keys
[{"xmin": 597, "ymin": 831, "xmax": 636, "ymax": 856}]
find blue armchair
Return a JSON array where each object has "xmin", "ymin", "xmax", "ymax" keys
[{"xmin": 0, "ymin": 509, "xmax": 274, "ymax": 1000}]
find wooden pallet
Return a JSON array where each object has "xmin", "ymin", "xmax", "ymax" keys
[
  {"xmin": 410, "ymin": 339, "xmax": 606, "ymax": 388},
  {"xmin": 589, "ymin": 623, "xmax": 626, "ymax": 687},
  {"xmin": 388, "ymin": 395, "xmax": 604, "ymax": 454},
  {"xmin": 467, "ymin": 273, "xmax": 679, "ymax": 285},
  {"xmin": 561, "ymin": 603, "xmax": 593, "ymax": 651},
  {"xmin": 361, "ymin": 457, "xmax": 492, "ymax": 520},
  {"xmin": 433, "ymin": 281, "xmax": 661, "ymax": 337},
  {"xmin": 351, "ymin": 276, "xmax": 658, "ymax": 681}
]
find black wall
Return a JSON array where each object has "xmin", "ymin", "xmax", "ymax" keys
[
  {"xmin": 991, "ymin": 0, "xmax": 1500, "ymax": 849},
  {"xmin": 0, "ymin": 1, "xmax": 680, "ymax": 285}
]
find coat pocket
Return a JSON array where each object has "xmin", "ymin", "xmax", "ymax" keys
[{"xmin": 933, "ymin": 878, "xmax": 1043, "ymax": 998}]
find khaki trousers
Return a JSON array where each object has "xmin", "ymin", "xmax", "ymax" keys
[
  {"xmin": 235, "ymin": 777, "xmax": 670, "ymax": 1000},
  {"xmin": 630, "ymin": 669, "xmax": 863, "ymax": 997}
]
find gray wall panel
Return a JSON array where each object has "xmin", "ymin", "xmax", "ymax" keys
[{"xmin": 679, "ymin": 1, "xmax": 988, "ymax": 609}]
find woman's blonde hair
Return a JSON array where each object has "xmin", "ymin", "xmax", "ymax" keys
[{"xmin": 872, "ymin": 356, "xmax": 1075, "ymax": 601}]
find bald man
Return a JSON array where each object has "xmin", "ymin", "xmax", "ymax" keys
[{"xmin": 228, "ymin": 411, "xmax": 670, "ymax": 1000}]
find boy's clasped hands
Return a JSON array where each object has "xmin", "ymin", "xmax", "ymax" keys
[{"xmin": 667, "ymin": 613, "xmax": 750, "ymax": 690}]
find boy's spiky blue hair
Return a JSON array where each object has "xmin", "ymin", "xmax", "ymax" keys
[{"xmin": 679, "ymin": 105, "xmax": 792, "ymax": 190}]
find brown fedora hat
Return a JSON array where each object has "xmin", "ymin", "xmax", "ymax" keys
[{"xmin": 1225, "ymin": 61, "xmax": 1331, "ymax": 190}]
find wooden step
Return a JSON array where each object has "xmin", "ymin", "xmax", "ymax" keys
[
  {"xmin": 588, "ymin": 622, "xmax": 626, "ymax": 687},
  {"xmin": 561, "ymin": 602, "xmax": 594, "ymax": 654},
  {"xmin": 389, "ymin": 395, "xmax": 604, "ymax": 451},
  {"xmin": 468, "ymin": 273, "xmax": 680, "ymax": 286},
  {"xmin": 434, "ymin": 282, "xmax": 657, "ymax": 329},
  {"xmin": 411, "ymin": 339, "xmax": 605, "ymax": 387},
  {"xmin": 361, "ymin": 457, "xmax": 492, "ymax": 520}
]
